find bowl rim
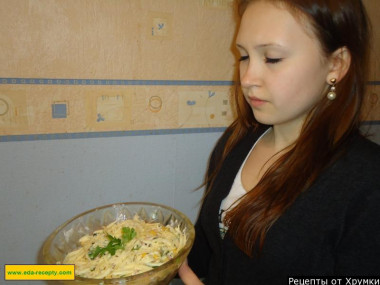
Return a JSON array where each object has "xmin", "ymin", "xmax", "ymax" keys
[{"xmin": 42, "ymin": 201, "xmax": 195, "ymax": 283}]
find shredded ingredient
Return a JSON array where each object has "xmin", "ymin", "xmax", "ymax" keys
[{"xmin": 62, "ymin": 215, "xmax": 187, "ymax": 279}]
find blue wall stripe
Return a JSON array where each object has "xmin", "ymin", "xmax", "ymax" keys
[
  {"xmin": 0, "ymin": 127, "xmax": 228, "ymax": 142},
  {"xmin": 0, "ymin": 78, "xmax": 379, "ymax": 86},
  {"xmin": 0, "ymin": 78, "xmax": 234, "ymax": 86},
  {"xmin": 362, "ymin": 120, "xmax": 380, "ymax": 126}
]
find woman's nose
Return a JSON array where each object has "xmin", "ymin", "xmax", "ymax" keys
[{"xmin": 240, "ymin": 60, "xmax": 261, "ymax": 88}]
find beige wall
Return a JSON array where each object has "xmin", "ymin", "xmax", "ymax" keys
[
  {"xmin": 363, "ymin": 0, "xmax": 380, "ymax": 121},
  {"xmin": 0, "ymin": 0, "xmax": 237, "ymax": 79}
]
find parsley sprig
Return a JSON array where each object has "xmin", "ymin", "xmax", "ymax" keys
[{"xmin": 88, "ymin": 227, "xmax": 136, "ymax": 260}]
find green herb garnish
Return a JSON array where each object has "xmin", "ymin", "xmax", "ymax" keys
[
  {"xmin": 88, "ymin": 227, "xmax": 136, "ymax": 260},
  {"xmin": 122, "ymin": 227, "xmax": 136, "ymax": 244}
]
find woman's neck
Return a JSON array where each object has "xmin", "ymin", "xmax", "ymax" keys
[{"xmin": 269, "ymin": 120, "xmax": 304, "ymax": 152}]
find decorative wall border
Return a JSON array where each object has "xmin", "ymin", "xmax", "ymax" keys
[{"xmin": 0, "ymin": 78, "xmax": 378, "ymax": 142}]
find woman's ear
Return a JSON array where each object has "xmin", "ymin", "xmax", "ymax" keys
[{"xmin": 326, "ymin": 47, "xmax": 351, "ymax": 83}]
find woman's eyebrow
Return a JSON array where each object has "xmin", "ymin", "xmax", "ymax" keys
[{"xmin": 236, "ymin": 43, "xmax": 286, "ymax": 50}]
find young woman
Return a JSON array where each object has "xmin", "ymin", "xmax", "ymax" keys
[{"xmin": 179, "ymin": 0, "xmax": 380, "ymax": 284}]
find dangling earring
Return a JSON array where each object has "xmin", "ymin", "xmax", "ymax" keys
[{"xmin": 327, "ymin": 78, "xmax": 337, "ymax": 100}]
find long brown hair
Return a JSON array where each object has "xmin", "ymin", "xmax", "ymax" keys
[{"xmin": 209, "ymin": 0, "xmax": 372, "ymax": 256}]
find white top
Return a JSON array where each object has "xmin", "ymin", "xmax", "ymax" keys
[{"xmin": 218, "ymin": 128, "xmax": 271, "ymax": 239}]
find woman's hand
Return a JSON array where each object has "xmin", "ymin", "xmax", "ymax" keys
[{"xmin": 178, "ymin": 259, "xmax": 204, "ymax": 285}]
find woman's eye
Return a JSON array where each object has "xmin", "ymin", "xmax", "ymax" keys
[
  {"xmin": 239, "ymin": 55, "xmax": 249, "ymax": 61},
  {"xmin": 265, "ymin": 57, "xmax": 282, "ymax": 64}
]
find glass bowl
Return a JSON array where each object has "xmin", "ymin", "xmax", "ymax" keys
[{"xmin": 42, "ymin": 202, "xmax": 195, "ymax": 284}]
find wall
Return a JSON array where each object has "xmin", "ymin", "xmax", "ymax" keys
[
  {"xmin": 0, "ymin": 1, "xmax": 236, "ymax": 284},
  {"xmin": 0, "ymin": 1, "xmax": 379, "ymax": 285}
]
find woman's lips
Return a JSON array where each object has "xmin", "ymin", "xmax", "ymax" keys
[{"xmin": 248, "ymin": 96, "xmax": 266, "ymax": 107}]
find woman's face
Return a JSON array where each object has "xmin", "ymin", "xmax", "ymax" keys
[{"xmin": 236, "ymin": 1, "xmax": 331, "ymax": 129}]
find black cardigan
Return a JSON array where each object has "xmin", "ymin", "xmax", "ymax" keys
[{"xmin": 187, "ymin": 126, "xmax": 380, "ymax": 284}]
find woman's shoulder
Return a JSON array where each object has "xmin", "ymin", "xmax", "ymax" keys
[
  {"xmin": 329, "ymin": 134, "xmax": 380, "ymax": 189},
  {"xmin": 345, "ymin": 134, "xmax": 380, "ymax": 166}
]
